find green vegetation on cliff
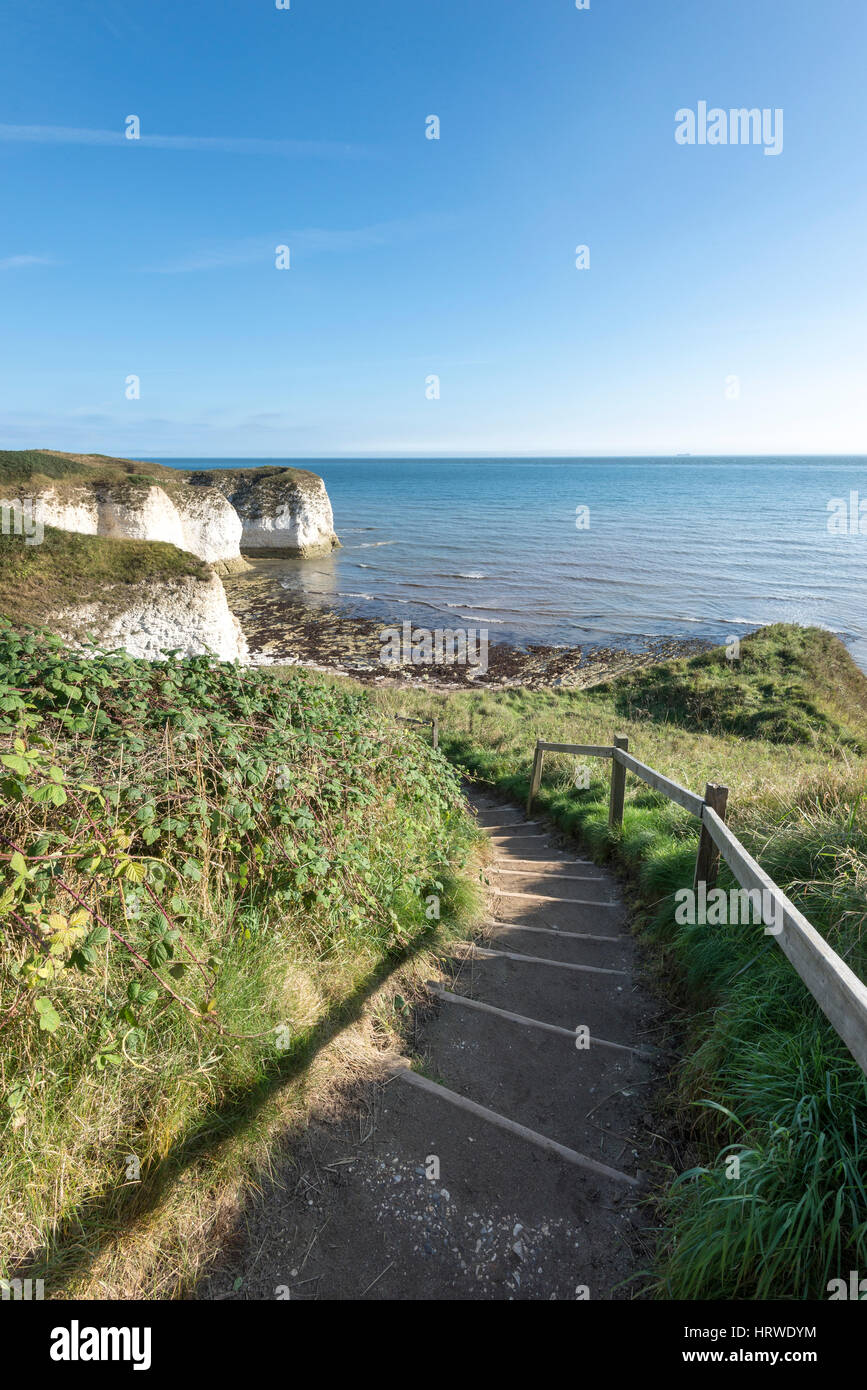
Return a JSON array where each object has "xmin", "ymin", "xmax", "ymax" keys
[
  {"xmin": 0, "ymin": 526, "xmax": 209, "ymax": 627},
  {"xmin": 0, "ymin": 447, "xmax": 325, "ymax": 498},
  {"xmin": 0, "ymin": 448, "xmax": 169, "ymax": 489},
  {"xmin": 596, "ymin": 624, "xmax": 867, "ymax": 751}
]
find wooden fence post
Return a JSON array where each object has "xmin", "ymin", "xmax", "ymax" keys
[
  {"xmin": 431, "ymin": 718, "xmax": 439, "ymax": 751},
  {"xmin": 608, "ymin": 735, "xmax": 628, "ymax": 830},
  {"xmin": 693, "ymin": 782, "xmax": 729, "ymax": 892},
  {"xmin": 526, "ymin": 741, "xmax": 544, "ymax": 818}
]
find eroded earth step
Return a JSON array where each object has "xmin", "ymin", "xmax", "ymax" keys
[
  {"xmin": 417, "ymin": 1005, "xmax": 653, "ymax": 1162},
  {"xmin": 493, "ymin": 857, "xmax": 603, "ymax": 872},
  {"xmin": 444, "ymin": 949, "xmax": 650, "ymax": 1045},
  {"xmin": 455, "ymin": 942, "xmax": 626, "ymax": 978},
  {"xmin": 426, "ymin": 985, "xmax": 655, "ymax": 1060},
  {"xmin": 489, "ymin": 893, "xmax": 629, "ymax": 933},
  {"xmin": 481, "ymin": 922, "xmax": 632, "ymax": 969},
  {"xmin": 486, "ymin": 839, "xmax": 595, "ymax": 864},
  {"xmin": 393, "ymin": 1065, "xmax": 638, "ymax": 1185},
  {"xmin": 489, "ymin": 869, "xmax": 616, "ymax": 903}
]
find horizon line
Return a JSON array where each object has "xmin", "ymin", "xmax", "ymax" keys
[{"xmin": 130, "ymin": 451, "xmax": 867, "ymax": 462}]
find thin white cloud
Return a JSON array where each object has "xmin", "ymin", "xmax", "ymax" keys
[
  {"xmin": 144, "ymin": 222, "xmax": 417, "ymax": 274},
  {"xmin": 0, "ymin": 254, "xmax": 53, "ymax": 270},
  {"xmin": 0, "ymin": 123, "xmax": 371, "ymax": 159}
]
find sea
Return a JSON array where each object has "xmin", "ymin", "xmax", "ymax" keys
[{"xmin": 154, "ymin": 457, "xmax": 867, "ymax": 672}]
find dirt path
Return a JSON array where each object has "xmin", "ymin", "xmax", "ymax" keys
[{"xmin": 198, "ymin": 790, "xmax": 667, "ymax": 1301}]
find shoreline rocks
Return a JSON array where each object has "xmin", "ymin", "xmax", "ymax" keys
[{"xmin": 222, "ymin": 564, "xmax": 713, "ymax": 689}]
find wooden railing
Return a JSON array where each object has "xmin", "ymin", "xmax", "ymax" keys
[
  {"xmin": 395, "ymin": 714, "xmax": 439, "ymax": 750},
  {"xmin": 526, "ymin": 735, "xmax": 867, "ymax": 1075}
]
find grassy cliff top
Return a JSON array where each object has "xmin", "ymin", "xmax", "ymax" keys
[
  {"xmin": 0, "ymin": 526, "xmax": 209, "ymax": 627},
  {"xmin": 0, "ymin": 449, "xmax": 325, "ymax": 494},
  {"xmin": 591, "ymin": 623, "xmax": 867, "ymax": 750},
  {"xmin": 0, "ymin": 449, "xmax": 178, "ymax": 490},
  {"xmin": 187, "ymin": 463, "xmax": 328, "ymax": 495}
]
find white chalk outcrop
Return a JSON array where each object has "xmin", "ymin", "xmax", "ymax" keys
[
  {"xmin": 36, "ymin": 483, "xmax": 246, "ymax": 571},
  {"xmin": 36, "ymin": 468, "xmax": 336, "ymax": 565},
  {"xmin": 190, "ymin": 467, "xmax": 339, "ymax": 557},
  {"xmin": 20, "ymin": 456, "xmax": 339, "ymax": 665},
  {"xmin": 58, "ymin": 572, "xmax": 248, "ymax": 663},
  {"xmin": 36, "ymin": 487, "xmax": 100, "ymax": 536},
  {"xmin": 174, "ymin": 487, "xmax": 245, "ymax": 567},
  {"xmin": 98, "ymin": 486, "xmax": 186, "ymax": 549}
]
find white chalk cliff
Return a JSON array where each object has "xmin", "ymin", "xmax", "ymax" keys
[
  {"xmin": 36, "ymin": 483, "xmax": 245, "ymax": 571},
  {"xmin": 34, "ymin": 466, "xmax": 338, "ymax": 567},
  {"xmin": 16, "ymin": 456, "xmax": 339, "ymax": 663},
  {"xmin": 188, "ymin": 467, "xmax": 339, "ymax": 558},
  {"xmin": 58, "ymin": 573, "xmax": 249, "ymax": 664}
]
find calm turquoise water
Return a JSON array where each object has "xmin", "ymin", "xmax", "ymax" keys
[{"xmin": 156, "ymin": 457, "xmax": 867, "ymax": 670}]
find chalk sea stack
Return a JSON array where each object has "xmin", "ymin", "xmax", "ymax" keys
[{"xmin": 190, "ymin": 465, "xmax": 340, "ymax": 558}]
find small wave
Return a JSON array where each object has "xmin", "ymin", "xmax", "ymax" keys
[
  {"xmin": 338, "ymin": 591, "xmax": 376, "ymax": 600},
  {"xmin": 456, "ymin": 614, "xmax": 505, "ymax": 624}
]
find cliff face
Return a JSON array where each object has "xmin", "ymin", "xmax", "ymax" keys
[
  {"xmin": 4, "ymin": 452, "xmax": 339, "ymax": 565},
  {"xmin": 0, "ymin": 522, "xmax": 248, "ymax": 664},
  {"xmin": 35, "ymin": 481, "xmax": 246, "ymax": 571},
  {"xmin": 0, "ymin": 450, "xmax": 340, "ymax": 664},
  {"xmin": 58, "ymin": 572, "xmax": 248, "ymax": 663},
  {"xmin": 190, "ymin": 466, "xmax": 339, "ymax": 557}
]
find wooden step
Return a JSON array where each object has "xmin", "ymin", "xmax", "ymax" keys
[
  {"xmin": 478, "ymin": 820, "xmax": 540, "ymax": 832},
  {"xmin": 457, "ymin": 943, "xmax": 626, "ymax": 976},
  {"xmin": 484, "ymin": 920, "xmax": 620, "ymax": 943},
  {"xmin": 426, "ymin": 984, "xmax": 654, "ymax": 1060},
  {"xmin": 494, "ymin": 888, "xmax": 619, "ymax": 908},
  {"xmin": 390, "ymin": 1062, "xmax": 639, "ymax": 1186}
]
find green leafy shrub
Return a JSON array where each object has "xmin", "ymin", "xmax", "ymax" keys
[{"xmin": 0, "ymin": 622, "xmax": 478, "ymax": 1283}]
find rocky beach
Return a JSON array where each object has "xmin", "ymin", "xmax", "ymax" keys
[{"xmin": 222, "ymin": 559, "xmax": 712, "ymax": 689}]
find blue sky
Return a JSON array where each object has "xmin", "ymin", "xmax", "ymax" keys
[{"xmin": 1, "ymin": 0, "xmax": 865, "ymax": 457}]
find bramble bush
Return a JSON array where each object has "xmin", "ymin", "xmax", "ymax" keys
[{"xmin": 0, "ymin": 621, "xmax": 478, "ymax": 1277}]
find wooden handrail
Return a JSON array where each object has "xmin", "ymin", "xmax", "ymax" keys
[
  {"xmin": 702, "ymin": 805, "xmax": 867, "ymax": 1074},
  {"xmin": 538, "ymin": 741, "xmax": 614, "ymax": 757},
  {"xmin": 612, "ymin": 747, "xmax": 706, "ymax": 818},
  {"xmin": 523, "ymin": 730, "xmax": 867, "ymax": 1075}
]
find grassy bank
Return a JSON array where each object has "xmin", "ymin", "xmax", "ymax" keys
[
  {"xmin": 373, "ymin": 625, "xmax": 867, "ymax": 1299},
  {"xmin": 0, "ymin": 624, "xmax": 483, "ymax": 1297},
  {"xmin": 0, "ymin": 526, "xmax": 211, "ymax": 629}
]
